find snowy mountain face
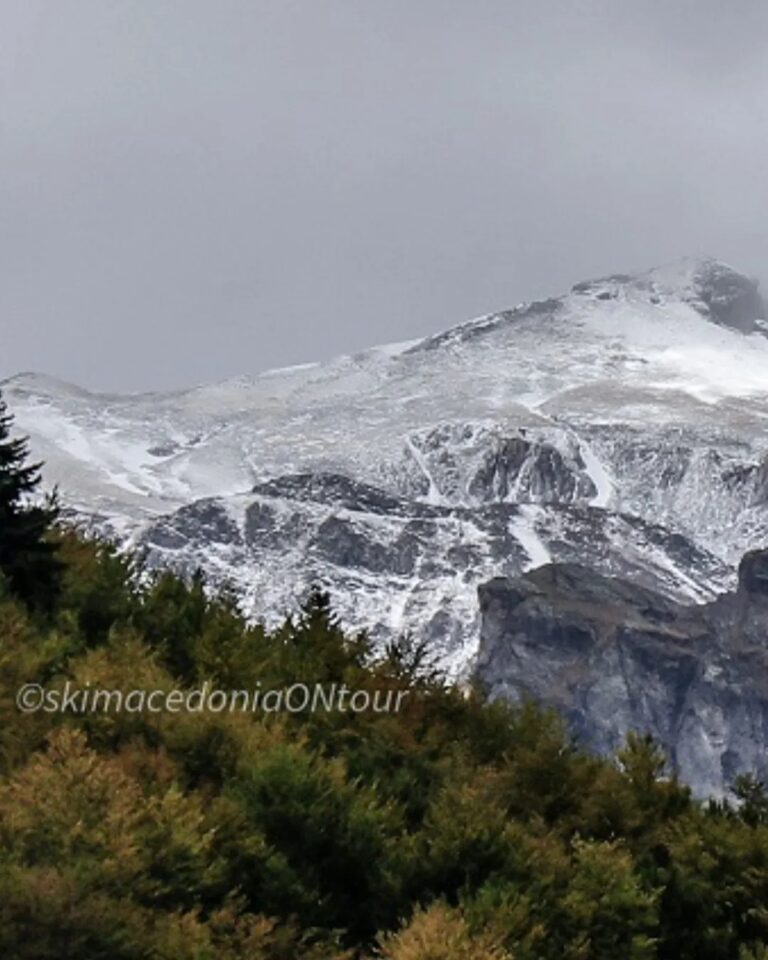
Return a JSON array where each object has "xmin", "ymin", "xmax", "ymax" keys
[{"xmin": 5, "ymin": 256, "xmax": 768, "ymax": 675}]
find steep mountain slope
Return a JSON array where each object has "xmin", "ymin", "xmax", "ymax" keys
[{"xmin": 5, "ymin": 257, "xmax": 768, "ymax": 672}]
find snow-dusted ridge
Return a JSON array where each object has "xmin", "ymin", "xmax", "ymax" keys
[{"xmin": 4, "ymin": 256, "xmax": 768, "ymax": 673}]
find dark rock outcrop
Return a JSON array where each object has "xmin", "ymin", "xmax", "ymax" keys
[
  {"xmin": 476, "ymin": 551, "xmax": 768, "ymax": 798},
  {"xmin": 739, "ymin": 549, "xmax": 768, "ymax": 598},
  {"xmin": 689, "ymin": 260, "xmax": 766, "ymax": 334}
]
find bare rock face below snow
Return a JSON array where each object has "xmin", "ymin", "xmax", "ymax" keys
[
  {"xmin": 477, "ymin": 552, "xmax": 768, "ymax": 798},
  {"xmin": 138, "ymin": 471, "xmax": 729, "ymax": 669},
  {"xmin": 687, "ymin": 260, "xmax": 766, "ymax": 334}
]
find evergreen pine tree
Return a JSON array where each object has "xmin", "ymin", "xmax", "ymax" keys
[
  {"xmin": 299, "ymin": 584, "xmax": 340, "ymax": 631},
  {"xmin": 0, "ymin": 392, "xmax": 62, "ymax": 608}
]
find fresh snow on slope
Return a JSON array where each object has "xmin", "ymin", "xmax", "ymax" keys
[
  {"xmin": 579, "ymin": 440, "xmax": 614, "ymax": 508},
  {"xmin": 510, "ymin": 505, "xmax": 552, "ymax": 570}
]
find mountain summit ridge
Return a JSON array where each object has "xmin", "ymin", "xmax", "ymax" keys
[{"xmin": 3, "ymin": 255, "xmax": 765, "ymax": 399}]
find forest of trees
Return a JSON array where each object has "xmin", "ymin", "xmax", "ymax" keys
[{"xmin": 4, "ymin": 389, "xmax": 768, "ymax": 959}]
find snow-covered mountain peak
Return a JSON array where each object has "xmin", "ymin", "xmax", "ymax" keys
[
  {"xmin": 571, "ymin": 256, "xmax": 765, "ymax": 334},
  {"xmin": 405, "ymin": 257, "xmax": 765, "ymax": 368}
]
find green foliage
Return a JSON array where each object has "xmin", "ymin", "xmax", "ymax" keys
[
  {"xmin": 224, "ymin": 736, "xmax": 400, "ymax": 941},
  {"xmin": 0, "ymin": 392, "xmax": 62, "ymax": 610},
  {"xmin": 55, "ymin": 531, "xmax": 139, "ymax": 648},
  {"xmin": 734, "ymin": 773, "xmax": 768, "ymax": 828}
]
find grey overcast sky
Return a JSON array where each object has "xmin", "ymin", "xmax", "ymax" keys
[{"xmin": 2, "ymin": 0, "xmax": 768, "ymax": 392}]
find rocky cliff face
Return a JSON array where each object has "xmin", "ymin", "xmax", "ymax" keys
[{"xmin": 476, "ymin": 550, "xmax": 768, "ymax": 798}]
